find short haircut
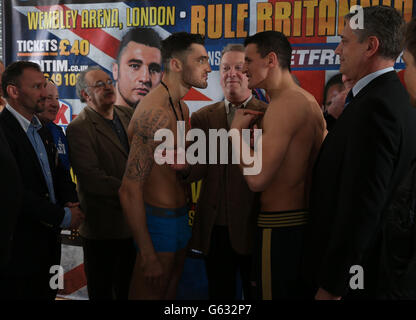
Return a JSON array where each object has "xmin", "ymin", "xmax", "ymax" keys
[
  {"xmin": 323, "ymin": 73, "xmax": 344, "ymax": 105},
  {"xmin": 405, "ymin": 17, "xmax": 416, "ymax": 62},
  {"xmin": 116, "ymin": 28, "xmax": 162, "ymax": 63},
  {"xmin": 345, "ymin": 5, "xmax": 405, "ymax": 60},
  {"xmin": 244, "ymin": 31, "xmax": 292, "ymax": 71},
  {"xmin": 161, "ymin": 32, "xmax": 205, "ymax": 72},
  {"xmin": 221, "ymin": 43, "xmax": 245, "ymax": 58},
  {"xmin": 2, "ymin": 61, "xmax": 41, "ymax": 98},
  {"xmin": 76, "ymin": 65, "xmax": 102, "ymax": 103}
]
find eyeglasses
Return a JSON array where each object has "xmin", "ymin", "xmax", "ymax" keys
[{"xmin": 88, "ymin": 79, "xmax": 114, "ymax": 89}]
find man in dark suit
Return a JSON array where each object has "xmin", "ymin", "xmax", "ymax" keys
[
  {"xmin": 0, "ymin": 61, "xmax": 84, "ymax": 299},
  {"xmin": 303, "ymin": 6, "xmax": 416, "ymax": 299},
  {"xmin": 0, "ymin": 126, "xmax": 21, "ymax": 267},
  {"xmin": 180, "ymin": 44, "xmax": 267, "ymax": 299},
  {"xmin": 67, "ymin": 66, "xmax": 136, "ymax": 300}
]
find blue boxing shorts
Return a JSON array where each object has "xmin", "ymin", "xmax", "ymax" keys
[{"xmin": 135, "ymin": 203, "xmax": 192, "ymax": 253}]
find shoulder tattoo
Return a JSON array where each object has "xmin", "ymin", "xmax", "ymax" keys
[{"xmin": 125, "ymin": 109, "xmax": 170, "ymax": 183}]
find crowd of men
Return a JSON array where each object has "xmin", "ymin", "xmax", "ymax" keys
[{"xmin": 1, "ymin": 5, "xmax": 416, "ymax": 300}]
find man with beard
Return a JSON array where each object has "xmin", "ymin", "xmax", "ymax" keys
[
  {"xmin": 113, "ymin": 28, "xmax": 162, "ymax": 109},
  {"xmin": 0, "ymin": 61, "xmax": 82, "ymax": 299},
  {"xmin": 119, "ymin": 32, "xmax": 211, "ymax": 299}
]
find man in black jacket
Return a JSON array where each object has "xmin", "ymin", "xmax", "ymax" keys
[
  {"xmin": 303, "ymin": 6, "xmax": 416, "ymax": 299},
  {"xmin": 0, "ymin": 61, "xmax": 84, "ymax": 299},
  {"xmin": 0, "ymin": 126, "xmax": 21, "ymax": 268}
]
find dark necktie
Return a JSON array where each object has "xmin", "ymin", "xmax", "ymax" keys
[
  {"xmin": 344, "ymin": 89, "xmax": 354, "ymax": 108},
  {"xmin": 227, "ymin": 103, "xmax": 242, "ymax": 127}
]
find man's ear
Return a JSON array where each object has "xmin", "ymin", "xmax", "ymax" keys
[
  {"xmin": 81, "ymin": 89, "xmax": 90, "ymax": 102},
  {"xmin": 268, "ymin": 51, "xmax": 279, "ymax": 68},
  {"xmin": 170, "ymin": 58, "xmax": 183, "ymax": 72},
  {"xmin": 6, "ymin": 84, "xmax": 18, "ymax": 99},
  {"xmin": 112, "ymin": 63, "xmax": 119, "ymax": 82},
  {"xmin": 366, "ymin": 36, "xmax": 380, "ymax": 58}
]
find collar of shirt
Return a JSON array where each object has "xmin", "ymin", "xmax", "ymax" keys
[
  {"xmin": 224, "ymin": 95, "xmax": 253, "ymax": 114},
  {"xmin": 352, "ymin": 67, "xmax": 394, "ymax": 98},
  {"xmin": 6, "ymin": 104, "xmax": 42, "ymax": 132}
]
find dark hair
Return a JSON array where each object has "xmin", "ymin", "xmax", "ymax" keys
[
  {"xmin": 345, "ymin": 5, "xmax": 405, "ymax": 60},
  {"xmin": 323, "ymin": 73, "xmax": 344, "ymax": 105},
  {"xmin": 161, "ymin": 32, "xmax": 205, "ymax": 72},
  {"xmin": 244, "ymin": 31, "xmax": 292, "ymax": 71},
  {"xmin": 2, "ymin": 61, "xmax": 41, "ymax": 98},
  {"xmin": 405, "ymin": 18, "xmax": 416, "ymax": 62},
  {"xmin": 116, "ymin": 28, "xmax": 162, "ymax": 63}
]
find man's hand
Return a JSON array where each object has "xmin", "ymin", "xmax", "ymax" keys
[
  {"xmin": 327, "ymin": 90, "xmax": 347, "ymax": 119},
  {"xmin": 231, "ymin": 109, "xmax": 264, "ymax": 131},
  {"xmin": 315, "ymin": 287, "xmax": 342, "ymax": 300},
  {"xmin": 68, "ymin": 206, "xmax": 85, "ymax": 229},
  {"xmin": 65, "ymin": 202, "xmax": 80, "ymax": 208},
  {"xmin": 141, "ymin": 254, "xmax": 167, "ymax": 289}
]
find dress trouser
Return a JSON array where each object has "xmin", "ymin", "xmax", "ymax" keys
[
  {"xmin": 82, "ymin": 237, "xmax": 136, "ymax": 300},
  {"xmin": 0, "ymin": 270, "xmax": 58, "ymax": 300},
  {"xmin": 204, "ymin": 225, "xmax": 255, "ymax": 300},
  {"xmin": 0, "ymin": 238, "xmax": 61, "ymax": 300}
]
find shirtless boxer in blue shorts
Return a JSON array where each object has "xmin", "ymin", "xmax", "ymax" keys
[{"xmin": 119, "ymin": 32, "xmax": 211, "ymax": 299}]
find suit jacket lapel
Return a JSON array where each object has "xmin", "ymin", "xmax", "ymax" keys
[
  {"xmin": 210, "ymin": 102, "xmax": 228, "ymax": 130},
  {"xmin": 115, "ymin": 106, "xmax": 131, "ymax": 138},
  {"xmin": 2, "ymin": 109, "xmax": 48, "ymax": 188},
  {"xmin": 350, "ymin": 71, "xmax": 398, "ymax": 108},
  {"xmin": 212, "ymin": 98, "xmax": 267, "ymax": 130},
  {"xmin": 85, "ymin": 106, "xmax": 128, "ymax": 157},
  {"xmin": 246, "ymin": 97, "xmax": 267, "ymax": 113}
]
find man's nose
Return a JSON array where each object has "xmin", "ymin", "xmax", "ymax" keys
[
  {"xmin": 137, "ymin": 66, "xmax": 150, "ymax": 83},
  {"xmin": 52, "ymin": 100, "xmax": 60, "ymax": 109},
  {"xmin": 335, "ymin": 42, "xmax": 342, "ymax": 55},
  {"xmin": 40, "ymin": 88, "xmax": 47, "ymax": 99},
  {"xmin": 229, "ymin": 67, "xmax": 239, "ymax": 78}
]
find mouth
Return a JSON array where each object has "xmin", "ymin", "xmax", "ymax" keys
[
  {"xmin": 134, "ymin": 87, "xmax": 150, "ymax": 96},
  {"xmin": 49, "ymin": 109, "xmax": 58, "ymax": 117}
]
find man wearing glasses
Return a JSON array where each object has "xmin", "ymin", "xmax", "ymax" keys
[{"xmin": 67, "ymin": 66, "xmax": 136, "ymax": 300}]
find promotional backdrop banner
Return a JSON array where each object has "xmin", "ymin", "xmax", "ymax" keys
[
  {"xmin": 4, "ymin": 0, "xmax": 415, "ymax": 120},
  {"xmin": 3, "ymin": 0, "xmax": 416, "ymax": 300}
]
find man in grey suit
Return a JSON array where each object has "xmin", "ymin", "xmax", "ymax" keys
[
  {"xmin": 181, "ymin": 44, "xmax": 267, "ymax": 299},
  {"xmin": 67, "ymin": 66, "xmax": 135, "ymax": 300}
]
